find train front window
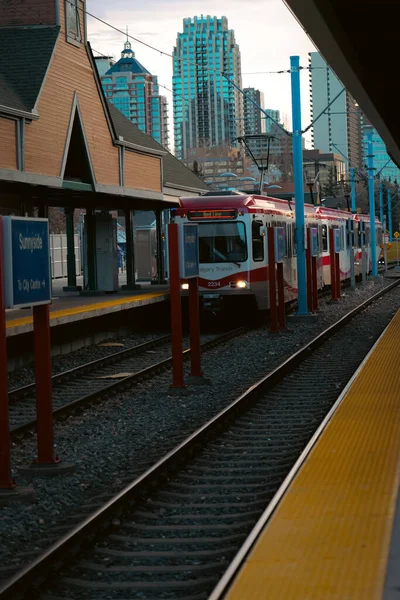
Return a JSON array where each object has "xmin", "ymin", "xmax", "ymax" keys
[{"xmin": 198, "ymin": 222, "xmax": 247, "ymax": 264}]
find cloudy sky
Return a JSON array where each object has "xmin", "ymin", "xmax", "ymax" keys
[{"xmin": 86, "ymin": 0, "xmax": 317, "ymax": 149}]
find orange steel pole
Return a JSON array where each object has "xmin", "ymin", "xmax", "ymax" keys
[
  {"xmin": 335, "ymin": 251, "xmax": 341, "ymax": 299},
  {"xmin": 329, "ymin": 228, "xmax": 337, "ymax": 301},
  {"xmin": 306, "ymin": 228, "xmax": 312, "ymax": 312},
  {"xmin": 312, "ymin": 255, "xmax": 318, "ymax": 311},
  {"xmin": 33, "ymin": 304, "xmax": 58, "ymax": 464},
  {"xmin": 189, "ymin": 277, "xmax": 202, "ymax": 377},
  {"xmin": 268, "ymin": 227, "xmax": 278, "ymax": 333},
  {"xmin": 276, "ymin": 262, "xmax": 286, "ymax": 330},
  {"xmin": 168, "ymin": 224, "xmax": 185, "ymax": 388}
]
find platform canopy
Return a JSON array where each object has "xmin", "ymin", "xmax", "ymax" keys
[{"xmin": 284, "ymin": 0, "xmax": 400, "ymax": 168}]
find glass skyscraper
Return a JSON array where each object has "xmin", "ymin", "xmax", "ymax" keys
[
  {"xmin": 173, "ymin": 15, "xmax": 243, "ymax": 160},
  {"xmin": 362, "ymin": 123, "xmax": 400, "ymax": 183},
  {"xmin": 100, "ymin": 40, "xmax": 169, "ymax": 150}
]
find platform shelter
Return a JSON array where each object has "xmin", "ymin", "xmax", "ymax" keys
[{"xmin": 0, "ymin": 0, "xmax": 208, "ymax": 292}]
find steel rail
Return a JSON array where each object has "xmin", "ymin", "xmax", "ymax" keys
[
  {"xmin": 9, "ymin": 334, "xmax": 172, "ymax": 401},
  {"xmin": 1, "ymin": 280, "xmax": 398, "ymax": 599},
  {"xmin": 10, "ymin": 327, "xmax": 246, "ymax": 441}
]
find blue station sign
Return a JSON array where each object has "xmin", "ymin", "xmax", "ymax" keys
[
  {"xmin": 274, "ymin": 227, "xmax": 286, "ymax": 263},
  {"xmin": 2, "ymin": 217, "xmax": 51, "ymax": 308},
  {"xmin": 310, "ymin": 227, "xmax": 318, "ymax": 257},
  {"xmin": 179, "ymin": 223, "xmax": 199, "ymax": 279}
]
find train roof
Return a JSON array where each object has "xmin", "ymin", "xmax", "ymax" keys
[
  {"xmin": 176, "ymin": 194, "xmax": 381, "ymax": 225},
  {"xmin": 177, "ymin": 194, "xmax": 315, "ymax": 216}
]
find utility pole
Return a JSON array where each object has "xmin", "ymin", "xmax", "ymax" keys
[
  {"xmin": 366, "ymin": 126, "xmax": 378, "ymax": 277},
  {"xmin": 290, "ymin": 55, "xmax": 309, "ymax": 316},
  {"xmin": 379, "ymin": 183, "xmax": 383, "ymax": 225},
  {"xmin": 350, "ymin": 167, "xmax": 356, "ymax": 213},
  {"xmin": 388, "ymin": 186, "xmax": 393, "ymax": 242}
]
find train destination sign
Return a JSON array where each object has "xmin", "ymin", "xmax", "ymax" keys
[
  {"xmin": 2, "ymin": 216, "xmax": 51, "ymax": 309},
  {"xmin": 187, "ymin": 209, "xmax": 237, "ymax": 221},
  {"xmin": 179, "ymin": 223, "xmax": 199, "ymax": 279}
]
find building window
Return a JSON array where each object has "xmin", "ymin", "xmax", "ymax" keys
[{"xmin": 65, "ymin": 0, "xmax": 81, "ymax": 44}]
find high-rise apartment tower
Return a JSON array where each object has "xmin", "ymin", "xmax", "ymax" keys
[
  {"xmin": 173, "ymin": 15, "xmax": 243, "ymax": 160},
  {"xmin": 309, "ymin": 51, "xmax": 361, "ymax": 170}
]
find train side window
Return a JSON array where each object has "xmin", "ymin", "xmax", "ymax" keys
[
  {"xmin": 321, "ymin": 225, "xmax": 328, "ymax": 251},
  {"xmin": 252, "ymin": 220, "xmax": 264, "ymax": 261}
]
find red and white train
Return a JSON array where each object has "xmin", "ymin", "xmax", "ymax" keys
[{"xmin": 172, "ymin": 192, "xmax": 383, "ymax": 312}]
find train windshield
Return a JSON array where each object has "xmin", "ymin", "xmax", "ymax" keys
[{"xmin": 198, "ymin": 221, "xmax": 247, "ymax": 264}]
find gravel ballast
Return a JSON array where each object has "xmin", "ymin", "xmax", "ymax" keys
[
  {"xmin": 0, "ymin": 277, "xmax": 399, "ymax": 583},
  {"xmin": 7, "ymin": 331, "xmax": 167, "ymax": 391}
]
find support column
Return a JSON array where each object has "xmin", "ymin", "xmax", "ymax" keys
[
  {"xmin": 152, "ymin": 209, "xmax": 166, "ymax": 285},
  {"xmin": 122, "ymin": 209, "xmax": 141, "ymax": 290},
  {"xmin": 81, "ymin": 207, "xmax": 99, "ymax": 294},
  {"xmin": 290, "ymin": 55, "xmax": 309, "ymax": 316},
  {"xmin": 63, "ymin": 208, "xmax": 81, "ymax": 292}
]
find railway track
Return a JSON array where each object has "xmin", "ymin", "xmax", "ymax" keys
[
  {"xmin": 1, "ymin": 280, "xmax": 398, "ymax": 600},
  {"xmin": 9, "ymin": 328, "xmax": 245, "ymax": 441}
]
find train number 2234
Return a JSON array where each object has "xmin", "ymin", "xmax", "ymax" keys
[{"xmin": 207, "ymin": 281, "xmax": 221, "ymax": 287}]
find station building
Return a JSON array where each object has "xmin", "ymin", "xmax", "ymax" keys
[{"xmin": 0, "ymin": 0, "xmax": 208, "ymax": 293}]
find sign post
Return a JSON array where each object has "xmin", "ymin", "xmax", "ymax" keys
[
  {"xmin": 334, "ymin": 228, "xmax": 341, "ymax": 299},
  {"xmin": 306, "ymin": 228, "xmax": 313, "ymax": 313},
  {"xmin": 168, "ymin": 223, "xmax": 185, "ymax": 388},
  {"xmin": 329, "ymin": 228, "xmax": 338, "ymax": 302},
  {"xmin": 179, "ymin": 223, "xmax": 202, "ymax": 381},
  {"xmin": 274, "ymin": 227, "xmax": 286, "ymax": 330},
  {"xmin": 347, "ymin": 219, "xmax": 356, "ymax": 290},
  {"xmin": 3, "ymin": 217, "xmax": 73, "ymax": 476},
  {"xmin": 0, "ymin": 217, "xmax": 14, "ymax": 492},
  {"xmin": 267, "ymin": 227, "xmax": 278, "ymax": 333},
  {"xmin": 395, "ymin": 231, "xmax": 400, "ymax": 271}
]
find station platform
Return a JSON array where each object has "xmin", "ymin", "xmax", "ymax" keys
[
  {"xmin": 224, "ymin": 309, "xmax": 400, "ymax": 600},
  {"xmin": 5, "ymin": 275, "xmax": 169, "ymax": 337}
]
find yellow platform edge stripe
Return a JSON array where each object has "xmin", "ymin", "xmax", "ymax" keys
[
  {"xmin": 6, "ymin": 292, "xmax": 168, "ymax": 329},
  {"xmin": 226, "ymin": 309, "xmax": 400, "ymax": 600}
]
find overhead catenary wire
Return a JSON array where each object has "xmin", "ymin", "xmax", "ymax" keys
[{"xmin": 74, "ymin": 1, "xmax": 340, "ymax": 140}]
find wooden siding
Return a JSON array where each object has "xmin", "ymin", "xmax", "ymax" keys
[
  {"xmin": 0, "ymin": 118, "xmax": 17, "ymax": 170},
  {"xmin": 0, "ymin": 0, "xmax": 56, "ymax": 26},
  {"xmin": 24, "ymin": 0, "xmax": 120, "ymax": 186},
  {"xmin": 124, "ymin": 151, "xmax": 161, "ymax": 192}
]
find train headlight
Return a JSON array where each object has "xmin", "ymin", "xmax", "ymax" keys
[
  {"xmin": 236, "ymin": 280, "xmax": 248, "ymax": 289},
  {"xmin": 181, "ymin": 283, "xmax": 189, "ymax": 290}
]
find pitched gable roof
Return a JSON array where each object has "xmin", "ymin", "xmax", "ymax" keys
[
  {"xmin": 0, "ymin": 26, "xmax": 59, "ymax": 113},
  {"xmin": 106, "ymin": 57, "xmax": 150, "ymax": 76},
  {"xmin": 107, "ymin": 101, "xmax": 209, "ymax": 193}
]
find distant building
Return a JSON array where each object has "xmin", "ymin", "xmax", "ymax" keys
[
  {"xmin": 100, "ymin": 39, "xmax": 169, "ymax": 150},
  {"xmin": 309, "ymin": 52, "xmax": 362, "ymax": 171},
  {"xmin": 303, "ymin": 149, "xmax": 346, "ymax": 203},
  {"xmin": 265, "ymin": 109, "xmax": 280, "ymax": 134},
  {"xmin": 243, "ymin": 88, "xmax": 265, "ymax": 135},
  {"xmin": 173, "ymin": 15, "xmax": 243, "ymax": 160},
  {"xmin": 362, "ymin": 118, "xmax": 400, "ymax": 183},
  {"xmin": 94, "ymin": 55, "xmax": 115, "ymax": 77},
  {"xmin": 183, "ymin": 146, "xmax": 253, "ymax": 190}
]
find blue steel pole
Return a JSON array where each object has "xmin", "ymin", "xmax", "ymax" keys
[
  {"xmin": 350, "ymin": 167, "xmax": 356, "ymax": 213},
  {"xmin": 290, "ymin": 55, "xmax": 308, "ymax": 315},
  {"xmin": 388, "ymin": 187, "xmax": 393, "ymax": 242},
  {"xmin": 366, "ymin": 127, "xmax": 378, "ymax": 277},
  {"xmin": 379, "ymin": 183, "xmax": 383, "ymax": 224}
]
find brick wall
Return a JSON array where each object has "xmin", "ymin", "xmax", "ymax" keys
[
  {"xmin": 0, "ymin": 117, "xmax": 17, "ymax": 170},
  {"xmin": 0, "ymin": 0, "xmax": 56, "ymax": 26}
]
